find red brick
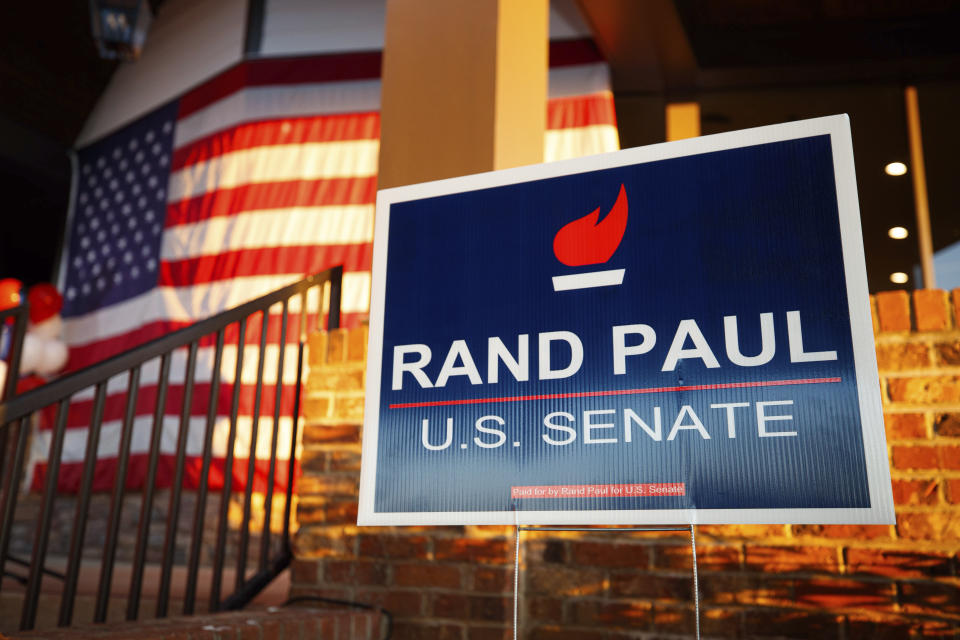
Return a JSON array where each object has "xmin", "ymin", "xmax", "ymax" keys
[
  {"xmin": 526, "ymin": 565, "xmax": 605, "ymax": 596},
  {"xmin": 701, "ymin": 607, "xmax": 742, "ymax": 637},
  {"xmin": 891, "ymin": 478, "xmax": 940, "ymax": 506},
  {"xmin": 946, "ymin": 478, "xmax": 960, "ymax": 504},
  {"xmin": 302, "ymin": 422, "xmax": 360, "ymax": 444},
  {"xmin": 333, "ymin": 395, "xmax": 365, "ymax": 420},
  {"xmin": 434, "ymin": 537, "xmax": 510, "ymax": 564},
  {"xmin": 743, "ymin": 609, "xmax": 843, "ymax": 639},
  {"xmin": 899, "ymin": 580, "xmax": 960, "ymax": 615},
  {"xmin": 935, "ymin": 340, "xmax": 960, "ymax": 365},
  {"xmin": 308, "ymin": 332, "xmax": 328, "ymax": 366},
  {"xmin": 875, "ymin": 291, "xmax": 911, "ymax": 332},
  {"xmin": 468, "ymin": 595, "xmax": 509, "ymax": 621},
  {"xmin": 326, "ymin": 499, "xmax": 359, "ymax": 523},
  {"xmin": 744, "ymin": 545, "xmax": 838, "ymax": 572},
  {"xmin": 325, "ymin": 560, "xmax": 388, "ymax": 585},
  {"xmin": 609, "ymin": 572, "xmax": 691, "ymax": 601},
  {"xmin": 358, "ymin": 534, "xmax": 430, "ymax": 558},
  {"xmin": 791, "ymin": 523, "xmax": 891, "ymax": 540},
  {"xmin": 875, "ymin": 342, "xmax": 931, "ymax": 370},
  {"xmin": 652, "ymin": 604, "xmax": 697, "ymax": 635},
  {"xmin": 393, "ymin": 563, "xmax": 462, "ymax": 589},
  {"xmin": 887, "ymin": 376, "xmax": 960, "ymax": 403},
  {"xmin": 570, "ymin": 541, "xmax": 649, "ymax": 568},
  {"xmin": 896, "ymin": 512, "xmax": 952, "ymax": 540},
  {"xmin": 392, "ymin": 621, "xmax": 463, "ymax": 640},
  {"xmin": 884, "ymin": 412, "xmax": 928, "ymax": 439},
  {"xmin": 292, "ymin": 529, "xmax": 356, "ymax": 558},
  {"xmin": 326, "ymin": 328, "xmax": 347, "ymax": 362},
  {"xmin": 346, "ymin": 325, "xmax": 369, "ymax": 361},
  {"xmin": 291, "ymin": 558, "xmax": 319, "ymax": 585},
  {"xmin": 847, "ymin": 548, "xmax": 953, "ymax": 578},
  {"xmin": 794, "ymin": 577, "xmax": 896, "ymax": 610},
  {"xmin": 472, "ymin": 566, "xmax": 511, "ymax": 593},
  {"xmin": 525, "ymin": 539, "xmax": 566, "ymax": 564},
  {"xmin": 355, "ymin": 589, "xmax": 424, "ymax": 617},
  {"xmin": 954, "ymin": 288, "xmax": 960, "ymax": 328},
  {"xmin": 297, "ymin": 474, "xmax": 358, "ymax": 497},
  {"xmin": 526, "ymin": 596, "xmax": 564, "ymax": 621},
  {"xmin": 528, "ymin": 626, "xmax": 607, "ymax": 640},
  {"xmin": 697, "ymin": 524, "xmax": 785, "ymax": 538},
  {"xmin": 309, "ymin": 367, "xmax": 365, "ymax": 391},
  {"xmin": 652, "ymin": 543, "xmax": 740, "ymax": 571},
  {"xmin": 914, "ymin": 289, "xmax": 950, "ymax": 331},
  {"xmin": 328, "ymin": 450, "xmax": 362, "ymax": 471},
  {"xmin": 467, "ymin": 626, "xmax": 512, "ymax": 640},
  {"xmin": 939, "ymin": 445, "xmax": 960, "ymax": 470},
  {"xmin": 699, "ymin": 574, "xmax": 793, "ymax": 606},
  {"xmin": 845, "ymin": 614, "xmax": 916, "ymax": 640},
  {"xmin": 429, "ymin": 592, "xmax": 470, "ymax": 618},
  {"xmin": 303, "ymin": 395, "xmax": 331, "ymax": 419},
  {"xmin": 567, "ymin": 599, "xmax": 652, "ymax": 628},
  {"xmin": 891, "ymin": 445, "xmax": 939, "ymax": 470}
]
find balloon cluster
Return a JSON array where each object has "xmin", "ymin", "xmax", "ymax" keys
[{"xmin": 0, "ymin": 279, "xmax": 69, "ymax": 394}]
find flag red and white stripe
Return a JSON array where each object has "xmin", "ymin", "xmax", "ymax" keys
[{"xmin": 38, "ymin": 39, "xmax": 618, "ymax": 492}]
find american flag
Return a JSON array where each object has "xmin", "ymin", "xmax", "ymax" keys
[{"xmin": 32, "ymin": 40, "xmax": 619, "ymax": 492}]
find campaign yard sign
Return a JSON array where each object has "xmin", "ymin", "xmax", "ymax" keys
[{"xmin": 358, "ymin": 115, "xmax": 894, "ymax": 526}]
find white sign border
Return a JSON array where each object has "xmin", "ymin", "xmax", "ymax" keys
[{"xmin": 358, "ymin": 114, "xmax": 894, "ymax": 526}]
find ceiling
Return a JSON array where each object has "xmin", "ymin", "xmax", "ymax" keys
[{"xmin": 1, "ymin": 0, "xmax": 959, "ymax": 289}]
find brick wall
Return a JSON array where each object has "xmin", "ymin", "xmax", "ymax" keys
[{"xmin": 293, "ymin": 289, "xmax": 960, "ymax": 639}]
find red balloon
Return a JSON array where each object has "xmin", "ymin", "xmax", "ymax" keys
[
  {"xmin": 27, "ymin": 283, "xmax": 63, "ymax": 324},
  {"xmin": 0, "ymin": 278, "xmax": 22, "ymax": 311},
  {"xmin": 16, "ymin": 374, "xmax": 45, "ymax": 394}
]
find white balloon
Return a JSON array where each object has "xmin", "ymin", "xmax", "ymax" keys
[
  {"xmin": 30, "ymin": 315, "xmax": 63, "ymax": 340},
  {"xmin": 19, "ymin": 334, "xmax": 42, "ymax": 375},
  {"xmin": 37, "ymin": 340, "xmax": 68, "ymax": 376}
]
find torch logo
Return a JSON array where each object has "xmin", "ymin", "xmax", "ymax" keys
[{"xmin": 552, "ymin": 184, "xmax": 628, "ymax": 291}]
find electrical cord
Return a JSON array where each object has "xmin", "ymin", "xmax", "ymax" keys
[{"xmin": 283, "ymin": 594, "xmax": 393, "ymax": 640}]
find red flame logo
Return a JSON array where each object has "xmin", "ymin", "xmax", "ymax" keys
[{"xmin": 553, "ymin": 184, "xmax": 628, "ymax": 267}]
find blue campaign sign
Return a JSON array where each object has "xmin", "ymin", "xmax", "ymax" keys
[{"xmin": 358, "ymin": 116, "xmax": 894, "ymax": 526}]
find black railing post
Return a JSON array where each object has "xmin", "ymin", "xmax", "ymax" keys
[
  {"xmin": 21, "ymin": 398, "xmax": 70, "ymax": 631},
  {"xmin": 127, "ymin": 352, "xmax": 172, "ymax": 621},
  {"xmin": 157, "ymin": 340, "xmax": 199, "ymax": 618},
  {"xmin": 95, "ymin": 366, "xmax": 141, "ymax": 623},
  {"xmin": 183, "ymin": 328, "xmax": 225, "ymax": 615},
  {"xmin": 59, "ymin": 382, "xmax": 108, "ymax": 626},
  {"xmin": 260, "ymin": 300, "xmax": 289, "ymax": 570},
  {"xmin": 211, "ymin": 318, "xmax": 246, "ymax": 611}
]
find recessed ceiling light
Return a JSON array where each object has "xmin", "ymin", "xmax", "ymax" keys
[
  {"xmin": 888, "ymin": 226, "xmax": 909, "ymax": 239},
  {"xmin": 890, "ymin": 272, "xmax": 909, "ymax": 284},
  {"xmin": 885, "ymin": 162, "xmax": 908, "ymax": 176}
]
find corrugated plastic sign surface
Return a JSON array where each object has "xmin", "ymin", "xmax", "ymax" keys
[{"xmin": 358, "ymin": 116, "xmax": 894, "ymax": 526}]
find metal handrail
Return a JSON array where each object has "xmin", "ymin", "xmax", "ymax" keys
[{"xmin": 0, "ymin": 267, "xmax": 343, "ymax": 631}]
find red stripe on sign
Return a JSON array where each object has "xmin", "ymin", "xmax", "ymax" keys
[
  {"xmin": 171, "ymin": 112, "xmax": 381, "ymax": 170},
  {"xmin": 159, "ymin": 244, "xmax": 373, "ymax": 286},
  {"xmin": 511, "ymin": 483, "xmax": 686, "ymax": 499},
  {"xmin": 166, "ymin": 177, "xmax": 377, "ymax": 226},
  {"xmin": 547, "ymin": 93, "xmax": 617, "ymax": 129},
  {"xmin": 388, "ymin": 377, "xmax": 843, "ymax": 409},
  {"xmin": 178, "ymin": 52, "xmax": 384, "ymax": 119},
  {"xmin": 549, "ymin": 38, "xmax": 606, "ymax": 67}
]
